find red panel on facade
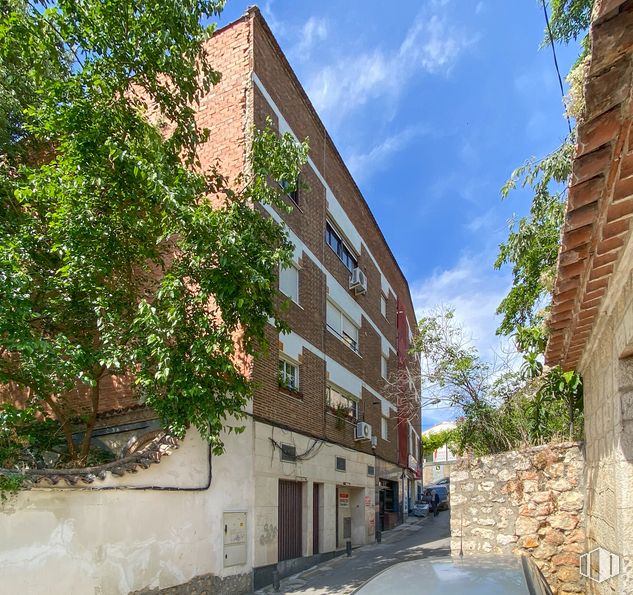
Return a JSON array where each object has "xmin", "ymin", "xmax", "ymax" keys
[{"xmin": 396, "ymin": 298, "xmax": 409, "ymax": 467}]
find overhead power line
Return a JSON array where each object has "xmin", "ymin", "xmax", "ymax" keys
[{"xmin": 541, "ymin": 0, "xmax": 573, "ymax": 135}]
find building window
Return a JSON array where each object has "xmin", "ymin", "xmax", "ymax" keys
[
  {"xmin": 381, "ymin": 417, "xmax": 389, "ymax": 441},
  {"xmin": 278, "ymin": 359, "xmax": 299, "ymax": 392},
  {"xmin": 380, "ymin": 294, "xmax": 387, "ymax": 318},
  {"xmin": 325, "ymin": 222, "xmax": 357, "ymax": 272},
  {"xmin": 280, "ymin": 444, "xmax": 297, "ymax": 463},
  {"xmin": 326, "ymin": 301, "xmax": 359, "ymax": 352},
  {"xmin": 367, "ymin": 465, "xmax": 375, "ymax": 477},
  {"xmin": 279, "ymin": 264, "xmax": 299, "ymax": 303},
  {"xmin": 326, "ymin": 385, "xmax": 358, "ymax": 419},
  {"xmin": 336, "ymin": 456, "xmax": 346, "ymax": 472},
  {"xmin": 381, "ymin": 355, "xmax": 388, "ymax": 379},
  {"xmin": 278, "ymin": 177, "xmax": 299, "ymax": 205}
]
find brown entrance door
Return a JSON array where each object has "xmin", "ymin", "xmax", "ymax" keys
[
  {"xmin": 278, "ymin": 480, "xmax": 302, "ymax": 561},
  {"xmin": 313, "ymin": 483, "xmax": 320, "ymax": 555}
]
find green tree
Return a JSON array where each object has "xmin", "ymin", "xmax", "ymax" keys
[
  {"xmin": 496, "ymin": 1, "xmax": 595, "ymax": 337},
  {"xmin": 546, "ymin": 0, "xmax": 594, "ymax": 46},
  {"xmin": 0, "ymin": 0, "xmax": 308, "ymax": 464},
  {"xmin": 421, "ymin": 429, "xmax": 457, "ymax": 459},
  {"xmin": 412, "ymin": 309, "xmax": 582, "ymax": 456},
  {"xmin": 494, "ymin": 138, "xmax": 575, "ymax": 336}
]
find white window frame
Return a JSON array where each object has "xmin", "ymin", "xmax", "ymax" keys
[
  {"xmin": 279, "ymin": 263, "xmax": 299, "ymax": 304},
  {"xmin": 326, "ymin": 300, "xmax": 359, "ymax": 353},
  {"xmin": 381, "ymin": 354, "xmax": 388, "ymax": 379},
  {"xmin": 380, "ymin": 294, "xmax": 387, "ymax": 318},
  {"xmin": 381, "ymin": 416, "xmax": 389, "ymax": 441},
  {"xmin": 278, "ymin": 358, "xmax": 299, "ymax": 392}
]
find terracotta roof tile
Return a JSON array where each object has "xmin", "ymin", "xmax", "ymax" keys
[{"xmin": 0, "ymin": 432, "xmax": 179, "ymax": 487}]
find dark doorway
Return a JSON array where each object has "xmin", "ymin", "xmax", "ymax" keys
[
  {"xmin": 278, "ymin": 480, "xmax": 303, "ymax": 562},
  {"xmin": 313, "ymin": 483, "xmax": 320, "ymax": 555}
]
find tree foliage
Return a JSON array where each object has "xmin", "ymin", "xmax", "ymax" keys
[
  {"xmin": 546, "ymin": 0, "xmax": 594, "ymax": 46},
  {"xmin": 494, "ymin": 138, "xmax": 575, "ymax": 336},
  {"xmin": 411, "ymin": 309, "xmax": 583, "ymax": 457},
  {"xmin": 496, "ymin": 1, "xmax": 595, "ymax": 339},
  {"xmin": 421, "ymin": 428, "xmax": 457, "ymax": 457},
  {"xmin": 0, "ymin": 0, "xmax": 309, "ymax": 464}
]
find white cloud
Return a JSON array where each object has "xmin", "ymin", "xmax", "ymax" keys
[
  {"xmin": 464, "ymin": 207, "xmax": 497, "ymax": 233},
  {"xmin": 411, "ymin": 252, "xmax": 511, "ymax": 361},
  {"xmin": 291, "ymin": 17, "xmax": 328, "ymax": 62},
  {"xmin": 304, "ymin": 6, "xmax": 477, "ymax": 124},
  {"xmin": 422, "ymin": 406, "xmax": 458, "ymax": 430},
  {"xmin": 260, "ymin": 1, "xmax": 286, "ymax": 37},
  {"xmin": 346, "ymin": 126, "xmax": 427, "ymax": 182}
]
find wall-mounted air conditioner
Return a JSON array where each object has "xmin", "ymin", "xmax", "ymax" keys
[
  {"xmin": 349, "ymin": 267, "xmax": 367, "ymax": 295},
  {"xmin": 355, "ymin": 421, "xmax": 372, "ymax": 441}
]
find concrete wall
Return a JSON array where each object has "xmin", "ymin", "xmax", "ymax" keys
[
  {"xmin": 0, "ymin": 427, "xmax": 254, "ymax": 595},
  {"xmin": 450, "ymin": 443, "xmax": 585, "ymax": 595}
]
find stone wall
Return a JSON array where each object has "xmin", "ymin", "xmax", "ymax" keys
[{"xmin": 450, "ymin": 442, "xmax": 585, "ymax": 595}]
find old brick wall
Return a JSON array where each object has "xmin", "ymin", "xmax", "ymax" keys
[
  {"xmin": 542, "ymin": 2, "xmax": 633, "ymax": 593},
  {"xmin": 450, "ymin": 443, "xmax": 585, "ymax": 595}
]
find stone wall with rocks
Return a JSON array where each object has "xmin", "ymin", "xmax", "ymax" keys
[{"xmin": 450, "ymin": 442, "xmax": 585, "ymax": 595}]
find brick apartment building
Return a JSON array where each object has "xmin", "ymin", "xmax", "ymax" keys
[
  {"xmin": 0, "ymin": 7, "xmax": 420, "ymax": 595},
  {"xmin": 226, "ymin": 7, "xmax": 421, "ymax": 587}
]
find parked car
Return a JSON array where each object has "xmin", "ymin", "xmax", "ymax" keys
[
  {"xmin": 436, "ymin": 477, "xmax": 450, "ymax": 486},
  {"xmin": 352, "ymin": 555, "xmax": 553, "ymax": 595},
  {"xmin": 426, "ymin": 484, "xmax": 449, "ymax": 510},
  {"xmin": 411, "ymin": 502, "xmax": 429, "ymax": 517}
]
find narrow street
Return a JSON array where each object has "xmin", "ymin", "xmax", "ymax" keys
[{"xmin": 255, "ymin": 511, "xmax": 451, "ymax": 595}]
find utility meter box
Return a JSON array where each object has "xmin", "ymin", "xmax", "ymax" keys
[{"xmin": 223, "ymin": 512, "xmax": 247, "ymax": 567}]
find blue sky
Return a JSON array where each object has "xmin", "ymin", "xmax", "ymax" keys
[{"xmin": 216, "ymin": 1, "xmax": 580, "ymax": 429}]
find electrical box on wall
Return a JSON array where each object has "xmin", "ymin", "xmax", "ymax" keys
[{"xmin": 223, "ymin": 512, "xmax": 247, "ymax": 567}]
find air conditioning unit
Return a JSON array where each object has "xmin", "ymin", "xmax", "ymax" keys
[
  {"xmin": 349, "ymin": 267, "xmax": 367, "ymax": 295},
  {"xmin": 355, "ymin": 421, "xmax": 372, "ymax": 441},
  {"xmin": 371, "ymin": 435, "xmax": 378, "ymax": 449}
]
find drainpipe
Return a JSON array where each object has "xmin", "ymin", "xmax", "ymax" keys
[{"xmin": 400, "ymin": 469, "xmax": 406, "ymax": 524}]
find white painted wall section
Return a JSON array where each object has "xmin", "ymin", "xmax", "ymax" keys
[
  {"xmin": 325, "ymin": 188, "xmax": 361, "ymax": 253},
  {"xmin": 0, "ymin": 426, "xmax": 255, "ymax": 595},
  {"xmin": 325, "ymin": 356, "xmax": 362, "ymax": 397}
]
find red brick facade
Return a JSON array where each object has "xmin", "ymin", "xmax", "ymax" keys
[
  {"xmin": 236, "ymin": 9, "xmax": 420, "ymax": 466},
  {"xmin": 2, "ymin": 8, "xmax": 421, "ymax": 471}
]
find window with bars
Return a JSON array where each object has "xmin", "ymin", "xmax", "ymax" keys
[
  {"xmin": 326, "ymin": 301, "xmax": 359, "ymax": 352},
  {"xmin": 280, "ymin": 444, "xmax": 297, "ymax": 463},
  {"xmin": 325, "ymin": 222, "xmax": 357, "ymax": 271},
  {"xmin": 278, "ymin": 359, "xmax": 299, "ymax": 392}
]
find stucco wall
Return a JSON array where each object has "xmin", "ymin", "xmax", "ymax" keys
[
  {"xmin": 0, "ymin": 427, "xmax": 254, "ymax": 595},
  {"xmin": 450, "ymin": 443, "xmax": 585, "ymax": 595}
]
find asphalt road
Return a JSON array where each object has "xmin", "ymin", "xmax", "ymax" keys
[{"xmin": 255, "ymin": 510, "xmax": 451, "ymax": 595}]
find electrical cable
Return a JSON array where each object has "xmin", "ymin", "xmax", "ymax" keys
[{"xmin": 542, "ymin": 0, "xmax": 573, "ymax": 135}]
